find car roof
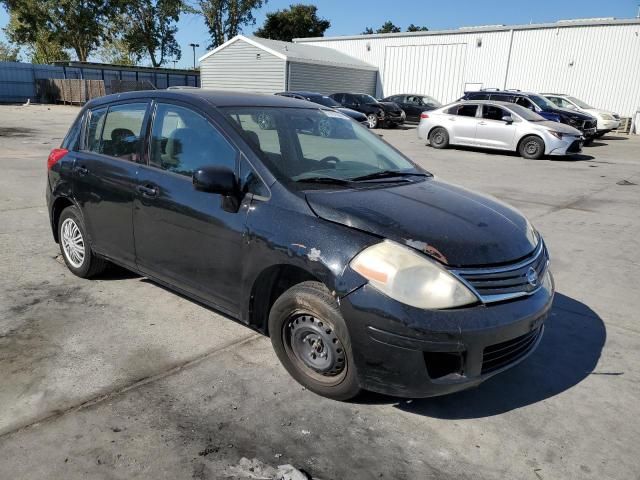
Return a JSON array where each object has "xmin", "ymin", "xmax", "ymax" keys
[
  {"xmin": 466, "ymin": 90, "xmax": 542, "ymax": 97},
  {"xmin": 282, "ymin": 91, "xmax": 328, "ymax": 97},
  {"xmin": 456, "ymin": 100, "xmax": 515, "ymax": 107},
  {"xmin": 540, "ymin": 93, "xmax": 567, "ymax": 96},
  {"xmin": 85, "ymin": 89, "xmax": 322, "ymax": 109}
]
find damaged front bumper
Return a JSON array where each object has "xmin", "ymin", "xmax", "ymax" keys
[{"xmin": 339, "ymin": 275, "xmax": 554, "ymax": 398}]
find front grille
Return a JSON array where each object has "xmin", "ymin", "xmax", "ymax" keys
[
  {"xmin": 583, "ymin": 120, "xmax": 597, "ymax": 130},
  {"xmin": 452, "ymin": 241, "xmax": 549, "ymax": 303},
  {"xmin": 567, "ymin": 140, "xmax": 582, "ymax": 153},
  {"xmin": 482, "ymin": 326, "xmax": 542, "ymax": 374}
]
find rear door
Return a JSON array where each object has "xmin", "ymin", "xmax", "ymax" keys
[
  {"xmin": 445, "ymin": 104, "xmax": 480, "ymax": 145},
  {"xmin": 73, "ymin": 101, "xmax": 149, "ymax": 267},
  {"xmin": 475, "ymin": 104, "xmax": 517, "ymax": 149},
  {"xmin": 403, "ymin": 96, "xmax": 425, "ymax": 122},
  {"xmin": 133, "ymin": 101, "xmax": 248, "ymax": 313}
]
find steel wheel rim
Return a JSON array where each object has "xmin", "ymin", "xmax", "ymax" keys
[
  {"xmin": 525, "ymin": 141, "xmax": 539, "ymax": 155},
  {"xmin": 61, "ymin": 218, "xmax": 85, "ymax": 268},
  {"xmin": 284, "ymin": 314, "xmax": 347, "ymax": 385},
  {"xmin": 432, "ymin": 130, "xmax": 444, "ymax": 145},
  {"xmin": 367, "ymin": 114, "xmax": 377, "ymax": 128}
]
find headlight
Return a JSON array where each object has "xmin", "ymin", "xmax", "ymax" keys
[
  {"xmin": 600, "ymin": 113, "xmax": 613, "ymax": 121},
  {"xmin": 350, "ymin": 240, "xmax": 478, "ymax": 309},
  {"xmin": 567, "ymin": 117, "xmax": 580, "ymax": 126},
  {"xmin": 549, "ymin": 131, "xmax": 565, "ymax": 139}
]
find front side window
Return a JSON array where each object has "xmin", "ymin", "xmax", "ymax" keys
[
  {"xmin": 566, "ymin": 96, "xmax": 592, "ymax": 109},
  {"xmin": 150, "ymin": 103, "xmax": 237, "ymax": 177},
  {"xmin": 482, "ymin": 105, "xmax": 509, "ymax": 121},
  {"xmin": 99, "ymin": 103, "xmax": 147, "ymax": 161},
  {"xmin": 223, "ymin": 107, "xmax": 420, "ymax": 186}
]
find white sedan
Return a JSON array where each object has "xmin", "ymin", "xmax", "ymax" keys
[
  {"xmin": 542, "ymin": 93, "xmax": 621, "ymax": 137},
  {"xmin": 417, "ymin": 100, "xmax": 584, "ymax": 159}
]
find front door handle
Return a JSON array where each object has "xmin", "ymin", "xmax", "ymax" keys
[
  {"xmin": 137, "ymin": 184, "xmax": 158, "ymax": 197},
  {"xmin": 448, "ymin": 117, "xmax": 456, "ymax": 121}
]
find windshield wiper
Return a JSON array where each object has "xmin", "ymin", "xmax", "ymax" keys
[
  {"xmin": 349, "ymin": 170, "xmax": 428, "ymax": 182},
  {"xmin": 294, "ymin": 176, "xmax": 352, "ymax": 185}
]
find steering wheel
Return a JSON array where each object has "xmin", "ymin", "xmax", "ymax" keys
[{"xmin": 318, "ymin": 156, "xmax": 340, "ymax": 168}]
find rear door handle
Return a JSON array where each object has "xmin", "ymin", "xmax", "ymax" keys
[
  {"xmin": 77, "ymin": 166, "xmax": 89, "ymax": 176},
  {"xmin": 137, "ymin": 184, "xmax": 158, "ymax": 197}
]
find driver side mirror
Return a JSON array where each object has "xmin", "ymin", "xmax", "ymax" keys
[
  {"xmin": 193, "ymin": 165, "xmax": 237, "ymax": 195},
  {"xmin": 502, "ymin": 115, "xmax": 514, "ymax": 124}
]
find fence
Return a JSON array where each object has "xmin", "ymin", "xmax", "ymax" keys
[{"xmin": 0, "ymin": 61, "xmax": 200, "ymax": 103}]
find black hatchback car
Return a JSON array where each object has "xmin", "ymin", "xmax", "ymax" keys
[
  {"xmin": 462, "ymin": 89, "xmax": 597, "ymax": 143},
  {"xmin": 330, "ymin": 92, "xmax": 406, "ymax": 129},
  {"xmin": 381, "ymin": 94, "xmax": 442, "ymax": 123},
  {"xmin": 47, "ymin": 90, "xmax": 554, "ymax": 400}
]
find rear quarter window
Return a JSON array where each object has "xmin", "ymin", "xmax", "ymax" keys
[{"xmin": 62, "ymin": 112, "xmax": 85, "ymax": 151}]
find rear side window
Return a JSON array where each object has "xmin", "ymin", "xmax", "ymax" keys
[
  {"xmin": 62, "ymin": 113, "xmax": 84, "ymax": 151},
  {"xmin": 150, "ymin": 103, "xmax": 237, "ymax": 177},
  {"xmin": 100, "ymin": 103, "xmax": 148, "ymax": 161},
  {"xmin": 86, "ymin": 107, "xmax": 107, "ymax": 152},
  {"xmin": 451, "ymin": 104, "xmax": 478, "ymax": 117}
]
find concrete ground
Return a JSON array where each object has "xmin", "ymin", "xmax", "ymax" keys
[{"xmin": 1, "ymin": 104, "xmax": 639, "ymax": 479}]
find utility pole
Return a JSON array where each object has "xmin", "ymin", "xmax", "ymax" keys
[
  {"xmin": 171, "ymin": 59, "xmax": 178, "ymax": 69},
  {"xmin": 189, "ymin": 43, "xmax": 200, "ymax": 70}
]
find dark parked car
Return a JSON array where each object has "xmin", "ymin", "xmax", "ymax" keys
[
  {"xmin": 47, "ymin": 90, "xmax": 553, "ymax": 401},
  {"xmin": 330, "ymin": 92, "xmax": 406, "ymax": 129},
  {"xmin": 462, "ymin": 89, "xmax": 597, "ymax": 143},
  {"xmin": 276, "ymin": 91, "xmax": 369, "ymax": 127},
  {"xmin": 381, "ymin": 94, "xmax": 442, "ymax": 122}
]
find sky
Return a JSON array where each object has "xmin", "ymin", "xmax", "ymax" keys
[{"xmin": 1, "ymin": 0, "xmax": 638, "ymax": 69}]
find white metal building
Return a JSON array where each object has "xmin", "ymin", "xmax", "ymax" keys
[
  {"xmin": 295, "ymin": 18, "xmax": 640, "ymax": 116},
  {"xmin": 198, "ymin": 35, "xmax": 378, "ymax": 95}
]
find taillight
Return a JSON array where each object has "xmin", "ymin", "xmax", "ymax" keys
[
  {"xmin": 420, "ymin": 113, "xmax": 430, "ymax": 119},
  {"xmin": 47, "ymin": 148, "xmax": 68, "ymax": 170}
]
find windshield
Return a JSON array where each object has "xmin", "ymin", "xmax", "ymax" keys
[
  {"xmin": 222, "ymin": 107, "xmax": 422, "ymax": 186},
  {"xmin": 310, "ymin": 95, "xmax": 341, "ymax": 108},
  {"xmin": 422, "ymin": 96, "xmax": 442, "ymax": 107},
  {"xmin": 529, "ymin": 94, "xmax": 557, "ymax": 110},
  {"xmin": 355, "ymin": 94, "xmax": 378, "ymax": 104},
  {"xmin": 567, "ymin": 96, "xmax": 593, "ymax": 109},
  {"xmin": 508, "ymin": 104, "xmax": 545, "ymax": 122}
]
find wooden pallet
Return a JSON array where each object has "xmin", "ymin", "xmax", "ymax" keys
[{"xmin": 614, "ymin": 117, "xmax": 632, "ymax": 134}]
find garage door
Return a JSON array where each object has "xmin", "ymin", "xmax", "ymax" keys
[{"xmin": 383, "ymin": 44, "xmax": 467, "ymax": 103}]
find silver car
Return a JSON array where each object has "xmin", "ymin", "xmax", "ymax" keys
[{"xmin": 417, "ymin": 100, "xmax": 584, "ymax": 159}]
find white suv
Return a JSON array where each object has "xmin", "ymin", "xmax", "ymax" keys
[{"xmin": 542, "ymin": 94, "xmax": 620, "ymax": 138}]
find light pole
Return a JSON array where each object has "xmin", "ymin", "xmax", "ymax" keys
[
  {"xmin": 171, "ymin": 59, "xmax": 178, "ymax": 69},
  {"xmin": 189, "ymin": 43, "xmax": 200, "ymax": 70}
]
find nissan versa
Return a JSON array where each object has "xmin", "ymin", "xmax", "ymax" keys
[{"xmin": 46, "ymin": 90, "xmax": 554, "ymax": 401}]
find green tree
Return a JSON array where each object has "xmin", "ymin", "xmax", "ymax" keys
[
  {"xmin": 254, "ymin": 4, "xmax": 330, "ymax": 42},
  {"xmin": 197, "ymin": 0, "xmax": 266, "ymax": 48},
  {"xmin": 362, "ymin": 21, "xmax": 401, "ymax": 35},
  {"xmin": 97, "ymin": 37, "xmax": 138, "ymax": 66},
  {"xmin": 406, "ymin": 24, "xmax": 428, "ymax": 32},
  {"xmin": 0, "ymin": 39, "xmax": 20, "ymax": 62},
  {"xmin": 1, "ymin": 0, "xmax": 120, "ymax": 62},
  {"xmin": 119, "ymin": 0, "xmax": 184, "ymax": 67},
  {"xmin": 5, "ymin": 11, "xmax": 70, "ymax": 64}
]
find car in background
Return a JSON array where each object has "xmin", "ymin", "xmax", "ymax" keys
[
  {"xmin": 381, "ymin": 94, "xmax": 442, "ymax": 123},
  {"xmin": 276, "ymin": 91, "xmax": 369, "ymax": 127},
  {"xmin": 418, "ymin": 100, "xmax": 584, "ymax": 159},
  {"xmin": 462, "ymin": 89, "xmax": 597, "ymax": 144},
  {"xmin": 329, "ymin": 92, "xmax": 405, "ymax": 129},
  {"xmin": 542, "ymin": 93, "xmax": 621, "ymax": 137}
]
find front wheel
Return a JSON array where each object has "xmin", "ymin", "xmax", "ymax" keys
[
  {"xmin": 583, "ymin": 137, "xmax": 594, "ymax": 146},
  {"xmin": 268, "ymin": 281, "xmax": 361, "ymax": 401},
  {"xmin": 518, "ymin": 135, "xmax": 545, "ymax": 159},
  {"xmin": 429, "ymin": 127, "xmax": 449, "ymax": 149},
  {"xmin": 58, "ymin": 205, "xmax": 107, "ymax": 278},
  {"xmin": 366, "ymin": 113, "xmax": 378, "ymax": 129}
]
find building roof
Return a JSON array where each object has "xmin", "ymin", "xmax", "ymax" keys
[
  {"xmin": 294, "ymin": 17, "xmax": 640, "ymax": 42},
  {"xmin": 198, "ymin": 35, "xmax": 377, "ymax": 71}
]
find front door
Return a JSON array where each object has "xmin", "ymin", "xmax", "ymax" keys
[
  {"xmin": 73, "ymin": 102, "xmax": 149, "ymax": 267},
  {"xmin": 475, "ymin": 105, "xmax": 517, "ymax": 149},
  {"xmin": 133, "ymin": 101, "xmax": 248, "ymax": 313}
]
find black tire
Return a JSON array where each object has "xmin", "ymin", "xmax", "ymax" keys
[
  {"xmin": 429, "ymin": 127, "xmax": 449, "ymax": 149},
  {"xmin": 518, "ymin": 135, "xmax": 545, "ymax": 159},
  {"xmin": 594, "ymin": 131, "xmax": 606, "ymax": 138},
  {"xmin": 584, "ymin": 137, "xmax": 594, "ymax": 146},
  {"xmin": 366, "ymin": 113, "xmax": 378, "ymax": 129},
  {"xmin": 268, "ymin": 281, "xmax": 361, "ymax": 401},
  {"xmin": 58, "ymin": 205, "xmax": 107, "ymax": 278}
]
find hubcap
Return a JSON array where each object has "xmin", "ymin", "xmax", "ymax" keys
[
  {"xmin": 287, "ymin": 315, "xmax": 345, "ymax": 377},
  {"xmin": 61, "ymin": 218, "xmax": 85, "ymax": 268},
  {"xmin": 525, "ymin": 141, "xmax": 539, "ymax": 155},
  {"xmin": 433, "ymin": 132, "xmax": 444, "ymax": 144},
  {"xmin": 367, "ymin": 114, "xmax": 377, "ymax": 128}
]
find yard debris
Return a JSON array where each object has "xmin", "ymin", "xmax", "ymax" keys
[
  {"xmin": 616, "ymin": 179, "xmax": 637, "ymax": 186},
  {"xmin": 223, "ymin": 457, "xmax": 315, "ymax": 479}
]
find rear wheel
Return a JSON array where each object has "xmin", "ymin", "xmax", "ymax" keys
[
  {"xmin": 518, "ymin": 135, "xmax": 545, "ymax": 159},
  {"xmin": 58, "ymin": 206, "xmax": 107, "ymax": 278},
  {"xmin": 429, "ymin": 127, "xmax": 449, "ymax": 149},
  {"xmin": 268, "ymin": 281, "xmax": 361, "ymax": 401}
]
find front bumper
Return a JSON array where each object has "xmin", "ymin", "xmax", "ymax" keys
[
  {"xmin": 547, "ymin": 135, "xmax": 583, "ymax": 156},
  {"xmin": 339, "ymin": 274, "xmax": 554, "ymax": 398},
  {"xmin": 597, "ymin": 120, "xmax": 620, "ymax": 132}
]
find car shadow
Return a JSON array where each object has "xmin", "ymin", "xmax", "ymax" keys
[
  {"xmin": 599, "ymin": 135, "xmax": 628, "ymax": 141},
  {"xmin": 443, "ymin": 145, "xmax": 595, "ymax": 161},
  {"xmin": 355, "ymin": 293, "xmax": 606, "ymax": 419}
]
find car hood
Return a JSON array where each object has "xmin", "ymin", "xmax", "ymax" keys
[
  {"xmin": 584, "ymin": 108, "xmax": 617, "ymax": 118},
  {"xmin": 370, "ymin": 101, "xmax": 403, "ymax": 113},
  {"xmin": 538, "ymin": 121, "xmax": 583, "ymax": 135},
  {"xmin": 337, "ymin": 107, "xmax": 367, "ymax": 120},
  {"xmin": 305, "ymin": 178, "xmax": 538, "ymax": 267},
  {"xmin": 555, "ymin": 107, "xmax": 596, "ymax": 121}
]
